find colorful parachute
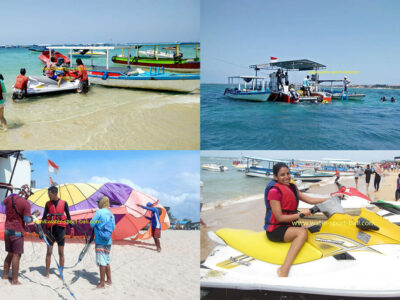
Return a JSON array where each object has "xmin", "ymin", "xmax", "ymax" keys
[{"xmin": 0, "ymin": 182, "xmax": 170, "ymax": 240}]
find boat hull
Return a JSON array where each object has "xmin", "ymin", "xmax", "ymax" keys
[
  {"xmin": 87, "ymin": 70, "xmax": 200, "ymax": 92},
  {"xmin": 332, "ymin": 93, "xmax": 366, "ymax": 100},
  {"xmin": 39, "ymin": 51, "xmax": 70, "ymax": 65},
  {"xmin": 224, "ymin": 89, "xmax": 270, "ymax": 102},
  {"xmin": 112, "ymin": 56, "xmax": 200, "ymax": 73}
]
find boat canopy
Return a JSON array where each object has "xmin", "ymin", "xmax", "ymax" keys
[
  {"xmin": 251, "ymin": 59, "xmax": 326, "ymax": 71},
  {"xmin": 243, "ymin": 156, "xmax": 290, "ymax": 164}
]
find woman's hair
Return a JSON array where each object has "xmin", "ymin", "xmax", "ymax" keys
[
  {"xmin": 273, "ymin": 162, "xmax": 289, "ymax": 176},
  {"xmin": 98, "ymin": 196, "xmax": 110, "ymax": 209},
  {"xmin": 76, "ymin": 58, "xmax": 83, "ymax": 65}
]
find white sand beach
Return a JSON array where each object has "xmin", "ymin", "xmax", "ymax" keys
[{"xmin": 0, "ymin": 230, "xmax": 199, "ymax": 300}]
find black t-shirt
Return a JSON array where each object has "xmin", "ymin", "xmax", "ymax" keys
[{"xmin": 364, "ymin": 169, "xmax": 373, "ymax": 180}]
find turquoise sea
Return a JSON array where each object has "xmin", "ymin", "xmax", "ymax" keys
[{"xmin": 201, "ymin": 84, "xmax": 400, "ymax": 149}]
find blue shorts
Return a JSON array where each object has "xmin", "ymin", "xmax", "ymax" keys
[
  {"xmin": 95, "ymin": 244, "xmax": 111, "ymax": 266},
  {"xmin": 49, "ymin": 75, "xmax": 58, "ymax": 80}
]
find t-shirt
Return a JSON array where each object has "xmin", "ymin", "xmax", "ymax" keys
[
  {"xmin": 77, "ymin": 65, "xmax": 88, "ymax": 81},
  {"xmin": 4, "ymin": 194, "xmax": 31, "ymax": 232},
  {"xmin": 364, "ymin": 169, "xmax": 373, "ymax": 180},
  {"xmin": 90, "ymin": 208, "xmax": 115, "ymax": 245},
  {"xmin": 267, "ymin": 187, "xmax": 282, "ymax": 202}
]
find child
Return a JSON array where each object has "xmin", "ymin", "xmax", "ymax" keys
[{"xmin": 137, "ymin": 202, "xmax": 162, "ymax": 252}]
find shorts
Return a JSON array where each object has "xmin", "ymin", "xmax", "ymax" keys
[
  {"xmin": 152, "ymin": 228, "xmax": 161, "ymax": 239},
  {"xmin": 5, "ymin": 232, "xmax": 24, "ymax": 254},
  {"xmin": 49, "ymin": 75, "xmax": 58, "ymax": 80},
  {"xmin": 266, "ymin": 226, "xmax": 289, "ymax": 243},
  {"xmin": 95, "ymin": 244, "xmax": 111, "ymax": 266},
  {"xmin": 78, "ymin": 80, "xmax": 89, "ymax": 93},
  {"xmin": 46, "ymin": 226, "xmax": 66, "ymax": 246},
  {"xmin": 366, "ymin": 178, "xmax": 371, "ymax": 184}
]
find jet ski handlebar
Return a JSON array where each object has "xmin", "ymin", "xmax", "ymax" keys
[{"xmin": 299, "ymin": 195, "xmax": 345, "ymax": 218}]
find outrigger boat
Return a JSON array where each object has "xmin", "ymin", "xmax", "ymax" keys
[
  {"xmin": 201, "ymin": 195, "xmax": 400, "ymax": 298},
  {"xmin": 321, "ymin": 79, "xmax": 366, "ymax": 100},
  {"xmin": 250, "ymin": 59, "xmax": 332, "ymax": 103},
  {"xmin": 224, "ymin": 76, "xmax": 270, "ymax": 102},
  {"xmin": 47, "ymin": 46, "xmax": 200, "ymax": 92},
  {"xmin": 111, "ymin": 42, "xmax": 200, "ymax": 73}
]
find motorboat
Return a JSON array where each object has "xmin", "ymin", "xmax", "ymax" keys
[
  {"xmin": 293, "ymin": 169, "xmax": 333, "ymax": 183},
  {"xmin": 201, "ymin": 195, "xmax": 400, "ymax": 298},
  {"xmin": 12, "ymin": 75, "xmax": 80, "ymax": 100},
  {"xmin": 202, "ymin": 164, "xmax": 228, "ymax": 172},
  {"xmin": 70, "ymin": 49, "xmax": 106, "ymax": 58},
  {"xmin": 39, "ymin": 50, "xmax": 70, "ymax": 65},
  {"xmin": 224, "ymin": 76, "xmax": 270, "ymax": 102},
  {"xmin": 331, "ymin": 92, "xmax": 366, "ymax": 100}
]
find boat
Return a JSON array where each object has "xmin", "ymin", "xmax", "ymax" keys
[
  {"xmin": 201, "ymin": 196, "xmax": 400, "ymax": 298},
  {"xmin": 293, "ymin": 169, "xmax": 333, "ymax": 183},
  {"xmin": 47, "ymin": 46, "xmax": 200, "ymax": 92},
  {"xmin": 224, "ymin": 76, "xmax": 270, "ymax": 102},
  {"xmin": 12, "ymin": 75, "xmax": 80, "ymax": 100},
  {"xmin": 69, "ymin": 49, "xmax": 106, "ymax": 58},
  {"xmin": 111, "ymin": 42, "xmax": 200, "ymax": 73},
  {"xmin": 250, "ymin": 59, "xmax": 330, "ymax": 103},
  {"xmin": 28, "ymin": 44, "xmax": 51, "ymax": 53},
  {"xmin": 38, "ymin": 50, "xmax": 70, "ymax": 65},
  {"xmin": 321, "ymin": 80, "xmax": 366, "ymax": 100},
  {"xmin": 243, "ymin": 156, "xmax": 291, "ymax": 178},
  {"xmin": 202, "ymin": 164, "xmax": 228, "ymax": 172}
]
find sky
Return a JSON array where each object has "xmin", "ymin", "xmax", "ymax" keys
[
  {"xmin": 0, "ymin": 0, "xmax": 199, "ymax": 45},
  {"xmin": 23, "ymin": 151, "xmax": 200, "ymax": 221},
  {"xmin": 201, "ymin": 0, "xmax": 400, "ymax": 85},
  {"xmin": 201, "ymin": 150, "xmax": 400, "ymax": 163}
]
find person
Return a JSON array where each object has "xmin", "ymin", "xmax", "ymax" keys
[
  {"xmin": 276, "ymin": 69, "xmax": 284, "ymax": 91},
  {"xmin": 343, "ymin": 76, "xmax": 350, "ymax": 93},
  {"xmin": 391, "ymin": 97, "xmax": 396, "ymax": 102},
  {"xmin": 354, "ymin": 165, "xmax": 361, "ymax": 189},
  {"xmin": 374, "ymin": 164, "xmax": 383, "ymax": 192},
  {"xmin": 334, "ymin": 168, "xmax": 340, "ymax": 185},
  {"xmin": 364, "ymin": 164, "xmax": 373, "ymax": 193},
  {"xmin": 200, "ymin": 181, "xmax": 207, "ymax": 227},
  {"xmin": 41, "ymin": 186, "xmax": 72, "ymax": 277},
  {"xmin": 0, "ymin": 74, "xmax": 7, "ymax": 130},
  {"xmin": 2, "ymin": 185, "xmax": 40, "ymax": 285},
  {"xmin": 90, "ymin": 196, "xmax": 115, "ymax": 288},
  {"xmin": 264, "ymin": 163, "xmax": 332, "ymax": 277},
  {"xmin": 75, "ymin": 58, "xmax": 88, "ymax": 94},
  {"xmin": 284, "ymin": 72, "xmax": 289, "ymax": 86},
  {"xmin": 396, "ymin": 174, "xmax": 400, "ymax": 201},
  {"xmin": 381, "ymin": 96, "xmax": 387, "ymax": 102},
  {"xmin": 13, "ymin": 68, "xmax": 29, "ymax": 98},
  {"xmin": 45, "ymin": 57, "xmax": 63, "ymax": 88},
  {"xmin": 137, "ymin": 202, "xmax": 162, "ymax": 252},
  {"xmin": 302, "ymin": 75, "xmax": 310, "ymax": 96}
]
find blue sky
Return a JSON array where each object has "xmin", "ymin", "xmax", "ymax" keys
[
  {"xmin": 201, "ymin": 0, "xmax": 400, "ymax": 85},
  {"xmin": 24, "ymin": 151, "xmax": 200, "ymax": 221},
  {"xmin": 0, "ymin": 0, "xmax": 199, "ymax": 45},
  {"xmin": 202, "ymin": 150, "xmax": 400, "ymax": 163}
]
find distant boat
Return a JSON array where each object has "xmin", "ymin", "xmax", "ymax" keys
[
  {"xmin": 224, "ymin": 76, "xmax": 270, "ymax": 102},
  {"xmin": 202, "ymin": 164, "xmax": 228, "ymax": 172},
  {"xmin": 331, "ymin": 93, "xmax": 366, "ymax": 100},
  {"xmin": 39, "ymin": 50, "xmax": 70, "ymax": 65},
  {"xmin": 69, "ymin": 49, "xmax": 106, "ymax": 58},
  {"xmin": 29, "ymin": 45, "xmax": 50, "ymax": 52}
]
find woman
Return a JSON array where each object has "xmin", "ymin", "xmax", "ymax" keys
[
  {"xmin": 0, "ymin": 74, "xmax": 7, "ymax": 131},
  {"xmin": 90, "ymin": 196, "xmax": 115, "ymax": 288},
  {"xmin": 265, "ymin": 163, "xmax": 332, "ymax": 277}
]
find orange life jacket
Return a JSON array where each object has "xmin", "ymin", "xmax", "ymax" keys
[
  {"xmin": 14, "ymin": 75, "xmax": 28, "ymax": 90},
  {"xmin": 46, "ymin": 199, "xmax": 67, "ymax": 228}
]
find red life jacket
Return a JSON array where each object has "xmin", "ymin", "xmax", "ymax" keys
[
  {"xmin": 265, "ymin": 182, "xmax": 299, "ymax": 232},
  {"xmin": 46, "ymin": 199, "xmax": 67, "ymax": 228},
  {"xmin": 14, "ymin": 75, "xmax": 28, "ymax": 90}
]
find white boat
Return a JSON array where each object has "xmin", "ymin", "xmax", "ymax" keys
[
  {"xmin": 331, "ymin": 93, "xmax": 366, "ymax": 100},
  {"xmin": 139, "ymin": 49, "xmax": 173, "ymax": 59},
  {"xmin": 201, "ymin": 196, "xmax": 400, "ymax": 297},
  {"xmin": 12, "ymin": 75, "xmax": 80, "ymax": 100},
  {"xmin": 224, "ymin": 76, "xmax": 270, "ymax": 102},
  {"xmin": 70, "ymin": 49, "xmax": 106, "ymax": 58},
  {"xmin": 202, "ymin": 164, "xmax": 228, "ymax": 172},
  {"xmin": 47, "ymin": 46, "xmax": 200, "ymax": 92}
]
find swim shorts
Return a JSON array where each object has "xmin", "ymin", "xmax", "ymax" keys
[
  {"xmin": 5, "ymin": 230, "xmax": 24, "ymax": 254},
  {"xmin": 78, "ymin": 80, "xmax": 89, "ymax": 93},
  {"xmin": 152, "ymin": 228, "xmax": 161, "ymax": 239},
  {"xmin": 266, "ymin": 226, "xmax": 289, "ymax": 243},
  {"xmin": 95, "ymin": 244, "xmax": 111, "ymax": 266},
  {"xmin": 46, "ymin": 226, "xmax": 66, "ymax": 246}
]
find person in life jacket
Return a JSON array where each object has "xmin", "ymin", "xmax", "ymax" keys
[
  {"xmin": 264, "ymin": 162, "xmax": 332, "ymax": 277},
  {"xmin": 137, "ymin": 202, "xmax": 162, "ymax": 252},
  {"xmin": 41, "ymin": 185, "xmax": 72, "ymax": 277},
  {"xmin": 75, "ymin": 58, "xmax": 88, "ymax": 94}
]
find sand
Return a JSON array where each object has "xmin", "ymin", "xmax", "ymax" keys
[
  {"xmin": 0, "ymin": 230, "xmax": 199, "ymax": 300},
  {"xmin": 200, "ymin": 171, "xmax": 399, "ymax": 261}
]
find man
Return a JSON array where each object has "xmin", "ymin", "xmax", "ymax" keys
[
  {"xmin": 13, "ymin": 68, "xmax": 29, "ymax": 97},
  {"xmin": 41, "ymin": 186, "xmax": 72, "ymax": 277},
  {"xmin": 302, "ymin": 75, "xmax": 310, "ymax": 96},
  {"xmin": 2, "ymin": 185, "xmax": 39, "ymax": 285},
  {"xmin": 343, "ymin": 76, "xmax": 351, "ymax": 93},
  {"xmin": 364, "ymin": 164, "xmax": 373, "ymax": 193},
  {"xmin": 137, "ymin": 202, "xmax": 162, "ymax": 252},
  {"xmin": 75, "ymin": 58, "xmax": 88, "ymax": 94},
  {"xmin": 45, "ymin": 57, "xmax": 63, "ymax": 87}
]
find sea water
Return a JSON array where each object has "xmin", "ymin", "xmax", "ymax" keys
[
  {"xmin": 201, "ymin": 84, "xmax": 400, "ymax": 149},
  {"xmin": 0, "ymin": 47, "xmax": 199, "ymax": 149}
]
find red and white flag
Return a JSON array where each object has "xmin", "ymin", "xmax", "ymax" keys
[
  {"xmin": 48, "ymin": 160, "xmax": 59, "ymax": 174},
  {"xmin": 270, "ymin": 57, "xmax": 278, "ymax": 63}
]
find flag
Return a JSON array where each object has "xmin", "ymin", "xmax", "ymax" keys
[
  {"xmin": 270, "ymin": 57, "xmax": 278, "ymax": 63},
  {"xmin": 48, "ymin": 160, "xmax": 59, "ymax": 174}
]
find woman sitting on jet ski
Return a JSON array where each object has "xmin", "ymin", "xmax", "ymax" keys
[{"xmin": 265, "ymin": 162, "xmax": 335, "ymax": 277}]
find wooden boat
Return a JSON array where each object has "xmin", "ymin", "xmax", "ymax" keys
[
  {"xmin": 111, "ymin": 42, "xmax": 200, "ymax": 73},
  {"xmin": 224, "ymin": 76, "xmax": 270, "ymax": 102}
]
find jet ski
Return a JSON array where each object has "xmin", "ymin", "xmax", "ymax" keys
[
  {"xmin": 12, "ymin": 74, "xmax": 80, "ymax": 100},
  {"xmin": 201, "ymin": 196, "xmax": 400, "ymax": 298}
]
